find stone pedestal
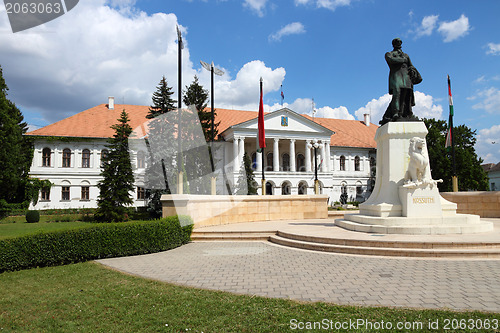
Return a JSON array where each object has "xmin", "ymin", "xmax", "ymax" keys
[
  {"xmin": 399, "ymin": 185, "xmax": 442, "ymax": 217},
  {"xmin": 337, "ymin": 122, "xmax": 493, "ymax": 235}
]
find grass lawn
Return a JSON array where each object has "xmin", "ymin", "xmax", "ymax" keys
[
  {"xmin": 0, "ymin": 221, "xmax": 92, "ymax": 240},
  {"xmin": 1, "ymin": 262, "xmax": 499, "ymax": 332}
]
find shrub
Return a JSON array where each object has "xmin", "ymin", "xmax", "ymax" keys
[
  {"xmin": 0, "ymin": 215, "xmax": 193, "ymax": 273},
  {"xmin": 25, "ymin": 210, "xmax": 40, "ymax": 223}
]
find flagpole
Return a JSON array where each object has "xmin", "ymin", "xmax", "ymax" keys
[
  {"xmin": 177, "ymin": 26, "xmax": 183, "ymax": 194},
  {"xmin": 259, "ymin": 77, "xmax": 266, "ymax": 195},
  {"xmin": 448, "ymin": 75, "xmax": 458, "ymax": 192}
]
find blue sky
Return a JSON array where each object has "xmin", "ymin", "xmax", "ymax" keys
[{"xmin": 0, "ymin": 0, "xmax": 499, "ymax": 163}]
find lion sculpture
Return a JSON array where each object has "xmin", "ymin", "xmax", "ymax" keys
[{"xmin": 404, "ymin": 137, "xmax": 429, "ymax": 186}]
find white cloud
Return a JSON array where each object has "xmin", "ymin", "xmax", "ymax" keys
[
  {"xmin": 269, "ymin": 22, "xmax": 306, "ymax": 42},
  {"xmin": 487, "ymin": 43, "xmax": 500, "ymax": 56},
  {"xmin": 243, "ymin": 0, "xmax": 268, "ymax": 17},
  {"xmin": 267, "ymin": 98, "xmax": 355, "ymax": 120},
  {"xmin": 295, "ymin": 0, "xmax": 352, "ymax": 11},
  {"xmin": 471, "ymin": 87, "xmax": 500, "ymax": 114},
  {"xmin": 214, "ymin": 60, "xmax": 286, "ymax": 110},
  {"xmin": 412, "ymin": 91, "xmax": 444, "ymax": 119},
  {"xmin": 437, "ymin": 14, "xmax": 470, "ymax": 42},
  {"xmin": 477, "ymin": 125, "xmax": 500, "ymax": 163},
  {"xmin": 0, "ymin": 0, "xmax": 195, "ymax": 123},
  {"xmin": 354, "ymin": 91, "xmax": 443, "ymax": 124},
  {"xmin": 415, "ymin": 15, "xmax": 439, "ymax": 38}
]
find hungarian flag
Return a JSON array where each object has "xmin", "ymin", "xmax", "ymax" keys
[
  {"xmin": 257, "ymin": 78, "xmax": 266, "ymax": 152},
  {"xmin": 280, "ymin": 85, "xmax": 284, "ymax": 105},
  {"xmin": 445, "ymin": 75, "xmax": 454, "ymax": 149}
]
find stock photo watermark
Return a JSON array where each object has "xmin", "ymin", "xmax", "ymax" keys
[{"xmin": 3, "ymin": 0, "xmax": 79, "ymax": 33}]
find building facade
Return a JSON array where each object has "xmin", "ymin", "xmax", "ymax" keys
[{"xmin": 27, "ymin": 101, "xmax": 377, "ymax": 210}]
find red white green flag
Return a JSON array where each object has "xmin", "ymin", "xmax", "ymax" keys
[{"xmin": 445, "ymin": 75, "xmax": 454, "ymax": 149}]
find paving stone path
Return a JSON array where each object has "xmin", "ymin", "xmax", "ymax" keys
[{"xmin": 98, "ymin": 242, "xmax": 500, "ymax": 312}]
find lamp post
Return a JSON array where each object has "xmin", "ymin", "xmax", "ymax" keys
[
  {"xmin": 308, "ymin": 139, "xmax": 321, "ymax": 194},
  {"xmin": 200, "ymin": 60, "xmax": 224, "ymax": 195},
  {"xmin": 176, "ymin": 25, "xmax": 184, "ymax": 194}
]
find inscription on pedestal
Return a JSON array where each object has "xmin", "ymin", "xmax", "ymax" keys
[{"xmin": 399, "ymin": 186, "xmax": 442, "ymax": 217}]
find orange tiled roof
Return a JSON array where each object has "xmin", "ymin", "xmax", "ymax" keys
[
  {"xmin": 303, "ymin": 115, "xmax": 378, "ymax": 149},
  {"xmin": 27, "ymin": 105, "xmax": 378, "ymax": 148},
  {"xmin": 27, "ymin": 104, "xmax": 151, "ymax": 138}
]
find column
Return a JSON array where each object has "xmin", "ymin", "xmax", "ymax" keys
[
  {"xmin": 305, "ymin": 140, "xmax": 312, "ymax": 172},
  {"xmin": 273, "ymin": 138, "xmax": 280, "ymax": 171},
  {"xmin": 233, "ymin": 136, "xmax": 239, "ymax": 172},
  {"xmin": 325, "ymin": 140, "xmax": 331, "ymax": 172},
  {"xmin": 289, "ymin": 139, "xmax": 296, "ymax": 172},
  {"xmin": 320, "ymin": 142, "xmax": 327, "ymax": 172},
  {"xmin": 256, "ymin": 150, "xmax": 262, "ymax": 172},
  {"xmin": 238, "ymin": 137, "xmax": 245, "ymax": 169}
]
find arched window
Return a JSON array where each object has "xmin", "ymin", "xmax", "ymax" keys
[
  {"xmin": 62, "ymin": 149, "xmax": 71, "ymax": 167},
  {"xmin": 281, "ymin": 182, "xmax": 291, "ymax": 195},
  {"xmin": 354, "ymin": 156, "xmax": 360, "ymax": 171},
  {"xmin": 101, "ymin": 149, "xmax": 108, "ymax": 167},
  {"xmin": 266, "ymin": 152, "xmax": 274, "ymax": 171},
  {"xmin": 42, "ymin": 148, "xmax": 51, "ymax": 167},
  {"xmin": 340, "ymin": 155, "xmax": 346, "ymax": 171},
  {"xmin": 298, "ymin": 181, "xmax": 307, "ymax": 195},
  {"xmin": 296, "ymin": 154, "xmax": 305, "ymax": 172},
  {"xmin": 82, "ymin": 149, "xmax": 90, "ymax": 168},
  {"xmin": 265, "ymin": 181, "xmax": 273, "ymax": 195},
  {"xmin": 137, "ymin": 151, "xmax": 145, "ymax": 169},
  {"xmin": 251, "ymin": 152, "xmax": 257, "ymax": 170},
  {"xmin": 282, "ymin": 153, "xmax": 290, "ymax": 171}
]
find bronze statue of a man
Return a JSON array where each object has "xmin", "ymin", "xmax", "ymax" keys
[{"xmin": 380, "ymin": 38, "xmax": 422, "ymax": 125}]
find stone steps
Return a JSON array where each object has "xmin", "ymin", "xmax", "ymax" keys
[
  {"xmin": 191, "ymin": 230, "xmax": 274, "ymax": 241},
  {"xmin": 336, "ymin": 218, "xmax": 494, "ymax": 235},
  {"xmin": 269, "ymin": 231, "xmax": 500, "ymax": 258}
]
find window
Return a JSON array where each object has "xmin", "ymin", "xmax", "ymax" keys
[
  {"xmin": 340, "ymin": 155, "xmax": 346, "ymax": 171},
  {"xmin": 281, "ymin": 182, "xmax": 291, "ymax": 195},
  {"xmin": 298, "ymin": 182, "xmax": 307, "ymax": 195},
  {"xmin": 41, "ymin": 187, "xmax": 50, "ymax": 201},
  {"xmin": 370, "ymin": 157, "xmax": 376, "ymax": 168},
  {"xmin": 266, "ymin": 153, "xmax": 274, "ymax": 171},
  {"xmin": 251, "ymin": 152, "xmax": 257, "ymax": 170},
  {"xmin": 137, "ymin": 151, "xmax": 145, "ymax": 169},
  {"xmin": 282, "ymin": 153, "xmax": 290, "ymax": 171},
  {"xmin": 81, "ymin": 186, "xmax": 90, "ymax": 200},
  {"xmin": 137, "ymin": 187, "xmax": 145, "ymax": 200},
  {"xmin": 62, "ymin": 149, "xmax": 71, "ymax": 167},
  {"xmin": 42, "ymin": 148, "xmax": 51, "ymax": 167},
  {"xmin": 82, "ymin": 149, "xmax": 90, "ymax": 168},
  {"xmin": 354, "ymin": 156, "xmax": 360, "ymax": 171},
  {"xmin": 492, "ymin": 183, "xmax": 496, "ymax": 191},
  {"xmin": 296, "ymin": 154, "xmax": 305, "ymax": 172},
  {"xmin": 101, "ymin": 149, "xmax": 108, "ymax": 167},
  {"xmin": 61, "ymin": 186, "xmax": 70, "ymax": 201}
]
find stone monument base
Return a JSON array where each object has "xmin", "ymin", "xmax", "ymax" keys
[
  {"xmin": 335, "ymin": 121, "xmax": 493, "ymax": 235},
  {"xmin": 336, "ymin": 214, "xmax": 492, "ymax": 235}
]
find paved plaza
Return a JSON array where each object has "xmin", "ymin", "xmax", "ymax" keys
[{"xmin": 99, "ymin": 228, "xmax": 500, "ymax": 313}]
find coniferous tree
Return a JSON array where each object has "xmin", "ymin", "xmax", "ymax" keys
[
  {"xmin": 0, "ymin": 64, "xmax": 34, "ymax": 205},
  {"xmin": 423, "ymin": 118, "xmax": 489, "ymax": 192},
  {"xmin": 145, "ymin": 77, "xmax": 177, "ymax": 218},
  {"xmin": 183, "ymin": 76, "xmax": 219, "ymax": 142},
  {"xmin": 95, "ymin": 110, "xmax": 134, "ymax": 222},
  {"xmin": 236, "ymin": 152, "xmax": 258, "ymax": 195}
]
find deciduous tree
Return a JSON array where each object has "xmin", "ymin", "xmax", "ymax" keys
[{"xmin": 423, "ymin": 118, "xmax": 488, "ymax": 192}]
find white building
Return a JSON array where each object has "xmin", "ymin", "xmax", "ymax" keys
[
  {"xmin": 483, "ymin": 162, "xmax": 500, "ymax": 191},
  {"xmin": 27, "ymin": 100, "xmax": 377, "ymax": 209}
]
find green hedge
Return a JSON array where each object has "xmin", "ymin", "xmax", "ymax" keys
[{"xmin": 0, "ymin": 216, "xmax": 193, "ymax": 273}]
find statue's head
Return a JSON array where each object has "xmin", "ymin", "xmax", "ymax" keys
[{"xmin": 392, "ymin": 38, "xmax": 402, "ymax": 49}]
